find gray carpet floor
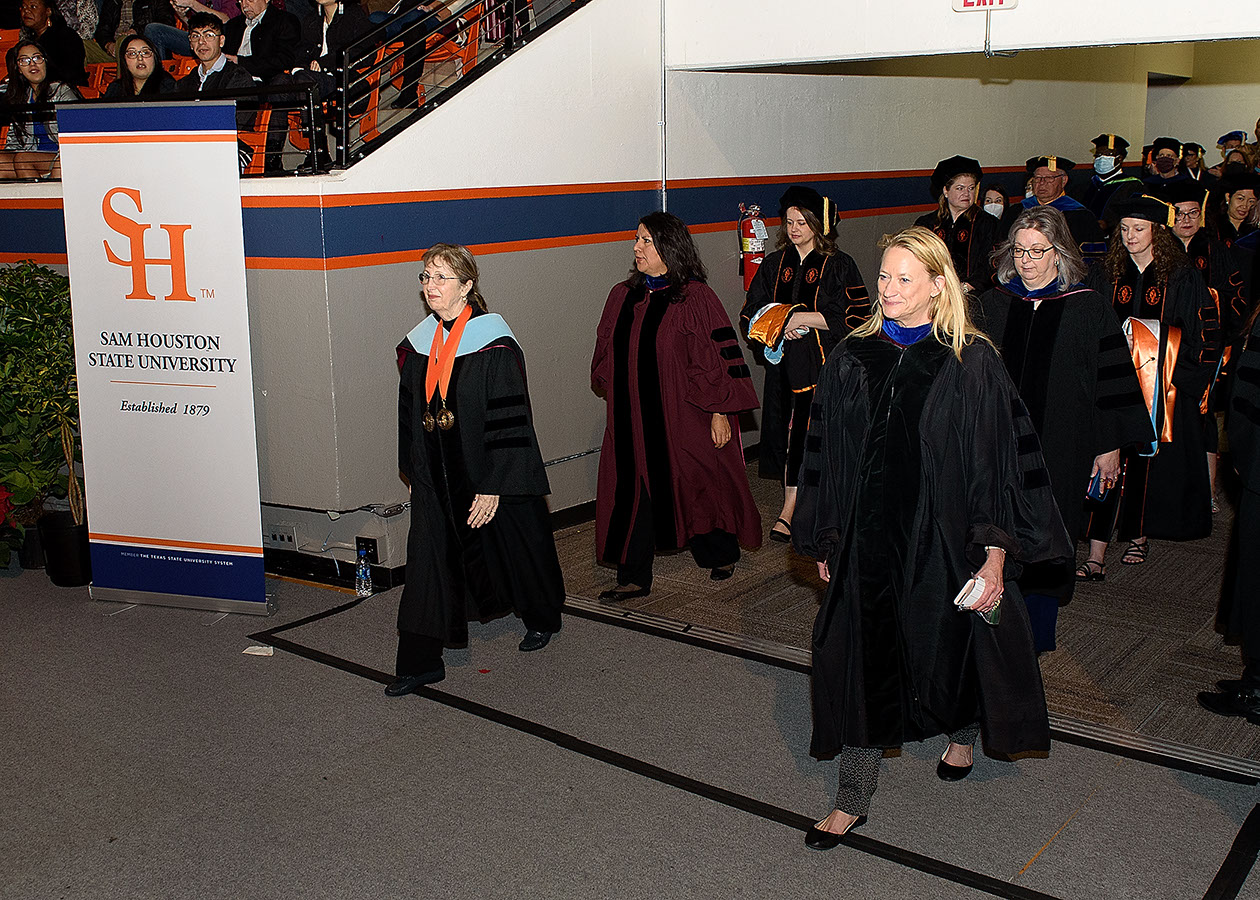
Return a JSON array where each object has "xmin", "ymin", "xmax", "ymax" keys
[
  {"xmin": 3, "ymin": 569, "xmax": 1260, "ymax": 899},
  {"xmin": 554, "ymin": 460, "xmax": 1260, "ymax": 761}
]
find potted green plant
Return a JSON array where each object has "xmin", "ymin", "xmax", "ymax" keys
[{"xmin": 0, "ymin": 261, "xmax": 88, "ymax": 583}]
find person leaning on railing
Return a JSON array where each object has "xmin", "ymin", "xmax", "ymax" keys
[
  {"xmin": 103, "ymin": 32, "xmax": 179, "ymax": 96},
  {"xmin": 0, "ymin": 39, "xmax": 81, "ymax": 180}
]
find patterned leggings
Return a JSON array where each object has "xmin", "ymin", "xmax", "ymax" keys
[{"xmin": 834, "ymin": 723, "xmax": 981, "ymax": 816}]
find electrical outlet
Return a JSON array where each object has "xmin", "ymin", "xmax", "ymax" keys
[
  {"xmin": 356, "ymin": 536, "xmax": 379, "ymax": 565},
  {"xmin": 265, "ymin": 524, "xmax": 298, "ymax": 549}
]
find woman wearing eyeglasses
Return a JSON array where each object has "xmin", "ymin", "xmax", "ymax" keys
[
  {"xmin": 975, "ymin": 207, "xmax": 1153, "ymax": 650},
  {"xmin": 0, "ymin": 40, "xmax": 81, "ymax": 180},
  {"xmin": 592, "ymin": 212, "xmax": 761, "ymax": 600},
  {"xmin": 386, "ymin": 243, "xmax": 565, "ymax": 696},
  {"xmin": 103, "ymin": 34, "xmax": 178, "ymax": 97},
  {"xmin": 1083, "ymin": 196, "xmax": 1221, "ymax": 568}
]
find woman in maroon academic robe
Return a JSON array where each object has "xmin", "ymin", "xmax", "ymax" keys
[{"xmin": 592, "ymin": 212, "xmax": 761, "ymax": 600}]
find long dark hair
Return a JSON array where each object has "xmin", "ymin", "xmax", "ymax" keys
[
  {"xmin": 1102, "ymin": 219, "xmax": 1187, "ymax": 285},
  {"xmin": 626, "ymin": 211, "xmax": 708, "ymax": 293},
  {"xmin": 3, "ymin": 40, "xmax": 53, "ymax": 105},
  {"xmin": 115, "ymin": 34, "xmax": 166, "ymax": 96}
]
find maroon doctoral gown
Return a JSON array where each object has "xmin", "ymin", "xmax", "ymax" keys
[{"xmin": 592, "ymin": 279, "xmax": 762, "ymax": 563}]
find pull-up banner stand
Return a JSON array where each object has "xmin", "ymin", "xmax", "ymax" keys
[{"xmin": 58, "ymin": 102, "xmax": 268, "ymax": 615}]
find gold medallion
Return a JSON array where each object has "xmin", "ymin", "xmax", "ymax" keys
[
  {"xmin": 422, "ymin": 413, "xmax": 436, "ymax": 432},
  {"xmin": 437, "ymin": 407, "xmax": 455, "ymax": 431}
]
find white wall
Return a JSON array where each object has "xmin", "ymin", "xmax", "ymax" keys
[
  {"xmin": 667, "ymin": 47, "xmax": 1150, "ymax": 178},
  {"xmin": 1145, "ymin": 41, "xmax": 1260, "ymax": 153},
  {"xmin": 664, "ymin": 0, "xmax": 1260, "ymax": 70}
]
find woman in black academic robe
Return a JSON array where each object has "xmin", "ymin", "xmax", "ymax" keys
[
  {"xmin": 386, "ymin": 244, "xmax": 565, "ymax": 696},
  {"xmin": 1084, "ymin": 196, "xmax": 1221, "ymax": 565},
  {"xmin": 1199, "ymin": 306, "xmax": 1260, "ymax": 721},
  {"xmin": 914, "ymin": 155, "xmax": 1002, "ymax": 293},
  {"xmin": 793, "ymin": 227, "xmax": 1071, "ymax": 848},
  {"xmin": 739, "ymin": 185, "xmax": 869, "ymax": 542},
  {"xmin": 977, "ymin": 206, "xmax": 1154, "ymax": 652}
]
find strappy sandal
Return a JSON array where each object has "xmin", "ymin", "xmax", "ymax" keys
[
  {"xmin": 1075, "ymin": 560, "xmax": 1106, "ymax": 582},
  {"xmin": 769, "ymin": 517, "xmax": 792, "ymax": 543},
  {"xmin": 1121, "ymin": 538, "xmax": 1149, "ymax": 565}
]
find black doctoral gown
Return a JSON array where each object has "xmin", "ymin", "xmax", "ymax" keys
[
  {"xmin": 1221, "ymin": 313, "xmax": 1260, "ymax": 652},
  {"xmin": 977, "ymin": 282, "xmax": 1155, "ymax": 599},
  {"xmin": 1086, "ymin": 260, "xmax": 1220, "ymax": 540},
  {"xmin": 793, "ymin": 333, "xmax": 1072, "ymax": 757},
  {"xmin": 1078, "ymin": 171, "xmax": 1143, "ymax": 232},
  {"xmin": 396, "ymin": 310, "xmax": 565, "ymax": 645},
  {"xmin": 739, "ymin": 246, "xmax": 869, "ymax": 480},
  {"xmin": 913, "ymin": 205, "xmax": 1002, "ymax": 291}
]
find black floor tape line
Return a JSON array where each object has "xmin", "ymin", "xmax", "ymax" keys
[
  {"xmin": 1203, "ymin": 805, "xmax": 1260, "ymax": 900},
  {"xmin": 252, "ymin": 630, "xmax": 1063, "ymax": 900},
  {"xmin": 564, "ymin": 603, "xmax": 1260, "ymax": 787}
]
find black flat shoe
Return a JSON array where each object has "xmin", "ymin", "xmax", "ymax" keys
[
  {"xmin": 1217, "ymin": 678, "xmax": 1245, "ymax": 693},
  {"xmin": 597, "ymin": 585, "xmax": 650, "ymax": 602},
  {"xmin": 936, "ymin": 753, "xmax": 974, "ymax": 782},
  {"xmin": 519, "ymin": 630, "xmax": 552, "ymax": 652},
  {"xmin": 710, "ymin": 564, "xmax": 735, "ymax": 581},
  {"xmin": 769, "ymin": 517, "xmax": 792, "ymax": 543},
  {"xmin": 804, "ymin": 815, "xmax": 866, "ymax": 850},
  {"xmin": 384, "ymin": 667, "xmax": 445, "ymax": 696}
]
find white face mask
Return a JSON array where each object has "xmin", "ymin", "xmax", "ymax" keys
[
  {"xmin": 1094, "ymin": 155, "xmax": 1118, "ymax": 175},
  {"xmin": 984, "ymin": 202, "xmax": 1005, "ymax": 218}
]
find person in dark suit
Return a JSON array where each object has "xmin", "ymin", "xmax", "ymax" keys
[
  {"xmin": 264, "ymin": 0, "xmax": 368, "ymax": 169},
  {"xmin": 222, "ymin": 0, "xmax": 300, "ymax": 83},
  {"xmin": 178, "ymin": 12, "xmax": 257, "ymax": 169}
]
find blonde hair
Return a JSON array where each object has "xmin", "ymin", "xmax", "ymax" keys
[{"xmin": 850, "ymin": 226, "xmax": 990, "ymax": 361}]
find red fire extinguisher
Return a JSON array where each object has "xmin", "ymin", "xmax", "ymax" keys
[{"xmin": 738, "ymin": 203, "xmax": 767, "ymax": 292}]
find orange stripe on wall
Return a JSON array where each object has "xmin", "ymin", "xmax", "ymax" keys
[
  {"xmin": 0, "ymin": 251, "xmax": 67, "ymax": 264},
  {"xmin": 90, "ymin": 531, "xmax": 264, "ymax": 555},
  {"xmin": 60, "ymin": 133, "xmax": 237, "ymax": 144}
]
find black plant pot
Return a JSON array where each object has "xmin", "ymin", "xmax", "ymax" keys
[
  {"xmin": 18, "ymin": 524, "xmax": 45, "ymax": 569},
  {"xmin": 37, "ymin": 512, "xmax": 91, "ymax": 587}
]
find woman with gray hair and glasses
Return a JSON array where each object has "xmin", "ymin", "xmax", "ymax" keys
[{"xmin": 975, "ymin": 206, "xmax": 1154, "ymax": 652}]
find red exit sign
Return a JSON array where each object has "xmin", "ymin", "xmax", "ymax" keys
[{"xmin": 953, "ymin": 0, "xmax": 1018, "ymax": 9}]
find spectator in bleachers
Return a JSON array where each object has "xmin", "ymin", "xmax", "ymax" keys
[
  {"xmin": 0, "ymin": 39, "xmax": 80, "ymax": 179},
  {"xmin": 92, "ymin": 0, "xmax": 177, "ymax": 61},
  {"xmin": 264, "ymin": 0, "xmax": 368, "ymax": 169},
  {"xmin": 145, "ymin": 0, "xmax": 240, "ymax": 60},
  {"xmin": 17, "ymin": 0, "xmax": 87, "ymax": 85},
  {"xmin": 223, "ymin": 0, "xmax": 300, "ymax": 84},
  {"xmin": 54, "ymin": 0, "xmax": 99, "ymax": 62},
  {"xmin": 178, "ymin": 10, "xmax": 257, "ymax": 171},
  {"xmin": 372, "ymin": 0, "xmax": 453, "ymax": 109},
  {"xmin": 103, "ymin": 32, "xmax": 177, "ymax": 95}
]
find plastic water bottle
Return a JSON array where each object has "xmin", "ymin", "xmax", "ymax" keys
[{"xmin": 356, "ymin": 549, "xmax": 373, "ymax": 597}]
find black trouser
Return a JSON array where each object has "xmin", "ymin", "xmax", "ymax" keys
[{"xmin": 616, "ymin": 490, "xmax": 739, "ymax": 589}]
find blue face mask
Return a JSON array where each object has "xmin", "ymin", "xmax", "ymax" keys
[{"xmin": 1094, "ymin": 155, "xmax": 1118, "ymax": 175}]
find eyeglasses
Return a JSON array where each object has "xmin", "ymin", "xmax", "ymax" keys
[
  {"xmin": 1174, "ymin": 209, "xmax": 1202, "ymax": 220},
  {"xmin": 125, "ymin": 48, "xmax": 154, "ymax": 59},
  {"xmin": 418, "ymin": 272, "xmax": 461, "ymax": 284},
  {"xmin": 189, "ymin": 31, "xmax": 220, "ymax": 42},
  {"xmin": 1011, "ymin": 247, "xmax": 1052, "ymax": 260},
  {"xmin": 1031, "ymin": 174, "xmax": 1066, "ymax": 183},
  {"xmin": 16, "ymin": 54, "xmax": 44, "ymax": 65}
]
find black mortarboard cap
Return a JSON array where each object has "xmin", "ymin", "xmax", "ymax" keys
[
  {"xmin": 778, "ymin": 185, "xmax": 836, "ymax": 236},
  {"xmin": 1090, "ymin": 134, "xmax": 1129, "ymax": 155},
  {"xmin": 1152, "ymin": 137, "xmax": 1182, "ymax": 157},
  {"xmin": 1112, "ymin": 194, "xmax": 1176, "ymax": 228},
  {"xmin": 928, "ymin": 155, "xmax": 983, "ymax": 201},
  {"xmin": 1025, "ymin": 156, "xmax": 1075, "ymax": 174}
]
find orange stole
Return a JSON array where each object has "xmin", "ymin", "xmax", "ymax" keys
[
  {"xmin": 1124, "ymin": 317, "xmax": 1179, "ymax": 446},
  {"xmin": 747, "ymin": 302, "xmax": 804, "ymax": 349}
]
